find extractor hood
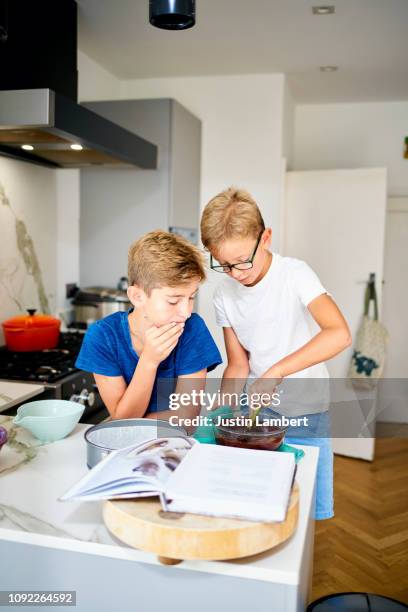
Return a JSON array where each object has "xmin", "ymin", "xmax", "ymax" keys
[
  {"xmin": 0, "ymin": 1, "xmax": 158, "ymax": 169},
  {"xmin": 0, "ymin": 89, "xmax": 158, "ymax": 169}
]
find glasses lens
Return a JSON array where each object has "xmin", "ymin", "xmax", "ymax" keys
[
  {"xmin": 212, "ymin": 265, "xmax": 230, "ymax": 273},
  {"xmin": 233, "ymin": 262, "xmax": 253, "ymax": 270}
]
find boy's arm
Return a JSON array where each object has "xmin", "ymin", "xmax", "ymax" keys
[
  {"xmin": 218, "ymin": 327, "xmax": 250, "ymax": 407},
  {"xmin": 94, "ymin": 354, "xmax": 158, "ymax": 420},
  {"xmin": 261, "ymin": 294, "xmax": 351, "ymax": 380},
  {"xmin": 94, "ymin": 359, "xmax": 155, "ymax": 420},
  {"xmin": 145, "ymin": 369, "xmax": 207, "ymax": 429},
  {"xmin": 222, "ymin": 327, "xmax": 250, "ymax": 378}
]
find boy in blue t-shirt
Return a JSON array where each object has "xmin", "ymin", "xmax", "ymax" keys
[{"xmin": 76, "ymin": 230, "xmax": 222, "ymax": 420}]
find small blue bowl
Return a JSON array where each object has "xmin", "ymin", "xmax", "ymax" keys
[{"xmin": 13, "ymin": 400, "xmax": 84, "ymax": 443}]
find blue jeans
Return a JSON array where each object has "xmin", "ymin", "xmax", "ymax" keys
[
  {"xmin": 286, "ymin": 433, "xmax": 333, "ymax": 520},
  {"xmin": 262, "ymin": 408, "xmax": 334, "ymax": 520},
  {"xmin": 236, "ymin": 398, "xmax": 334, "ymax": 521},
  {"xmin": 284, "ymin": 410, "xmax": 333, "ymax": 520}
]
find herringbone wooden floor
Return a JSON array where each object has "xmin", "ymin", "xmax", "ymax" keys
[{"xmin": 311, "ymin": 434, "xmax": 408, "ymax": 605}]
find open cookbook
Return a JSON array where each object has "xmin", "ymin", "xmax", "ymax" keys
[{"xmin": 60, "ymin": 437, "xmax": 297, "ymax": 523}]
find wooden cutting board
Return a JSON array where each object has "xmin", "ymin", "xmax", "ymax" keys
[{"xmin": 103, "ymin": 482, "xmax": 299, "ymax": 564}]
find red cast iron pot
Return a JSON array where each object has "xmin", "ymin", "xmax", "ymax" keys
[{"xmin": 2, "ymin": 309, "xmax": 61, "ymax": 351}]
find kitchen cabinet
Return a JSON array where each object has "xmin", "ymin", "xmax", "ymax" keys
[
  {"xmin": 80, "ymin": 99, "xmax": 201, "ymax": 288},
  {"xmin": 0, "ymin": 420, "xmax": 318, "ymax": 612},
  {"xmin": 168, "ymin": 100, "xmax": 201, "ymax": 230}
]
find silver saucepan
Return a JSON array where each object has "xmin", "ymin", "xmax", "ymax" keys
[
  {"xmin": 72, "ymin": 286, "xmax": 131, "ymax": 324},
  {"xmin": 84, "ymin": 418, "xmax": 187, "ymax": 468}
]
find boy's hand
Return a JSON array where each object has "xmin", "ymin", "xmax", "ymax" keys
[
  {"xmin": 141, "ymin": 322, "xmax": 184, "ymax": 367},
  {"xmin": 247, "ymin": 375, "xmax": 282, "ymax": 410}
]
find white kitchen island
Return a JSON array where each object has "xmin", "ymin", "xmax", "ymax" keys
[{"xmin": 0, "ymin": 419, "xmax": 319, "ymax": 612}]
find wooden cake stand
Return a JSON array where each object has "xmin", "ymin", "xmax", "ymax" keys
[{"xmin": 103, "ymin": 482, "xmax": 299, "ymax": 565}]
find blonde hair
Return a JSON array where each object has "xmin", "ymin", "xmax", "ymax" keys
[
  {"xmin": 128, "ymin": 230, "xmax": 206, "ymax": 294},
  {"xmin": 201, "ymin": 186, "xmax": 265, "ymax": 250}
]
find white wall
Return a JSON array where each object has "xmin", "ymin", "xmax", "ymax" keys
[
  {"xmin": 121, "ymin": 74, "xmax": 286, "ymax": 226},
  {"xmin": 293, "ymin": 101, "xmax": 408, "ymax": 196},
  {"xmin": 282, "ymin": 81, "xmax": 295, "ymax": 169},
  {"xmin": 120, "ymin": 74, "xmax": 288, "ymax": 356},
  {"xmin": 56, "ymin": 170, "xmax": 80, "ymax": 318},
  {"xmin": 78, "ymin": 50, "xmax": 123, "ymax": 102}
]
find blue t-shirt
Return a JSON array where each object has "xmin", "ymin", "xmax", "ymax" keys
[{"xmin": 75, "ymin": 311, "xmax": 222, "ymax": 414}]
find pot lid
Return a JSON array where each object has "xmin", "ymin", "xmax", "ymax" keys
[
  {"xmin": 74, "ymin": 287, "xmax": 130, "ymax": 303},
  {"xmin": 2, "ymin": 309, "xmax": 61, "ymax": 329}
]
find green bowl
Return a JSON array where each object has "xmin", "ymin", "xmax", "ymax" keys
[{"xmin": 13, "ymin": 400, "xmax": 84, "ymax": 443}]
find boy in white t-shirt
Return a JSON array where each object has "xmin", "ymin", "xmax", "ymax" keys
[{"xmin": 200, "ymin": 187, "xmax": 352, "ymax": 520}]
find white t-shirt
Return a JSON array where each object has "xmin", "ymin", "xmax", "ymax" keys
[{"xmin": 213, "ymin": 252, "xmax": 330, "ymax": 415}]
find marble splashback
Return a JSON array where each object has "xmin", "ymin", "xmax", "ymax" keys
[
  {"xmin": 0, "ymin": 184, "xmax": 50, "ymax": 315},
  {"xmin": 0, "ymin": 158, "xmax": 58, "ymax": 342}
]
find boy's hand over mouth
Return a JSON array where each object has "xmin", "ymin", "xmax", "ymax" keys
[{"xmin": 141, "ymin": 322, "xmax": 184, "ymax": 366}]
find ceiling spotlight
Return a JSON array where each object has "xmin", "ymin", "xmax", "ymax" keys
[
  {"xmin": 312, "ymin": 6, "xmax": 335, "ymax": 15},
  {"xmin": 320, "ymin": 65, "xmax": 338, "ymax": 72},
  {"xmin": 21, "ymin": 144, "xmax": 34, "ymax": 151},
  {"xmin": 149, "ymin": 0, "xmax": 195, "ymax": 30},
  {"xmin": 70, "ymin": 144, "xmax": 83, "ymax": 151}
]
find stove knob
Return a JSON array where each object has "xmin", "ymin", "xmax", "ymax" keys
[
  {"xmin": 70, "ymin": 389, "xmax": 95, "ymax": 407},
  {"xmin": 84, "ymin": 389, "xmax": 95, "ymax": 407}
]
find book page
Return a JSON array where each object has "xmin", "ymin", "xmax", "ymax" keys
[
  {"xmin": 164, "ymin": 444, "xmax": 296, "ymax": 522},
  {"xmin": 60, "ymin": 437, "xmax": 194, "ymax": 501}
]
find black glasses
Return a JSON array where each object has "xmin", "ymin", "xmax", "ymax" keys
[{"xmin": 210, "ymin": 231, "xmax": 263, "ymax": 273}]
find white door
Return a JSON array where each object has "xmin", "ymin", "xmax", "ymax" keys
[
  {"xmin": 378, "ymin": 198, "xmax": 408, "ymax": 423},
  {"xmin": 283, "ymin": 168, "xmax": 387, "ymax": 460}
]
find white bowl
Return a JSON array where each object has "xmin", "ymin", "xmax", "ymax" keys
[{"xmin": 13, "ymin": 400, "xmax": 84, "ymax": 443}]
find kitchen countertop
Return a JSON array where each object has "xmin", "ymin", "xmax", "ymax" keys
[
  {"xmin": 0, "ymin": 380, "xmax": 44, "ymax": 413},
  {"xmin": 0, "ymin": 417, "xmax": 319, "ymax": 611}
]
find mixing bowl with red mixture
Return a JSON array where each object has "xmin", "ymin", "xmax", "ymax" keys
[{"xmin": 214, "ymin": 422, "xmax": 286, "ymax": 451}]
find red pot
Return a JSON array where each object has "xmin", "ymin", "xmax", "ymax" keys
[{"xmin": 2, "ymin": 310, "xmax": 61, "ymax": 351}]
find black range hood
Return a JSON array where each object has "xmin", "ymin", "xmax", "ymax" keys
[{"xmin": 0, "ymin": 0, "xmax": 158, "ymax": 169}]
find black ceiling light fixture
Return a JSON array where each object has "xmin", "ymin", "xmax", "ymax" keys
[{"xmin": 149, "ymin": 0, "xmax": 196, "ymax": 30}]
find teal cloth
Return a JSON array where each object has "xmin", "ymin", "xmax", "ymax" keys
[
  {"xmin": 277, "ymin": 443, "xmax": 305, "ymax": 463},
  {"xmin": 193, "ymin": 405, "xmax": 232, "ymax": 444},
  {"xmin": 193, "ymin": 406, "xmax": 305, "ymax": 463}
]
